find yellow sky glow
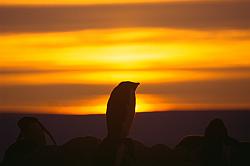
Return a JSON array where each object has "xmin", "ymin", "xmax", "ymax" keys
[
  {"xmin": 1, "ymin": 28, "xmax": 250, "ymax": 70},
  {"xmin": 0, "ymin": 0, "xmax": 210, "ymax": 5},
  {"xmin": 1, "ymin": 28, "xmax": 250, "ymax": 114}
]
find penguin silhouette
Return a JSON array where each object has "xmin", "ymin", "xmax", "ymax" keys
[
  {"xmin": 106, "ymin": 81, "xmax": 140, "ymax": 139},
  {"xmin": 17, "ymin": 117, "xmax": 57, "ymax": 145},
  {"xmin": 2, "ymin": 117, "xmax": 57, "ymax": 166},
  {"xmin": 93, "ymin": 81, "xmax": 139, "ymax": 166}
]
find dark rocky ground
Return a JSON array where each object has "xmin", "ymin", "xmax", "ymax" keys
[{"xmin": 1, "ymin": 111, "xmax": 250, "ymax": 166}]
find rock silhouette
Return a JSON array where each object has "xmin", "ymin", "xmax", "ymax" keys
[
  {"xmin": 175, "ymin": 135, "xmax": 203, "ymax": 165},
  {"xmin": 149, "ymin": 144, "xmax": 174, "ymax": 166},
  {"xmin": 60, "ymin": 136, "xmax": 101, "ymax": 166},
  {"xmin": 1, "ymin": 82, "xmax": 250, "ymax": 166}
]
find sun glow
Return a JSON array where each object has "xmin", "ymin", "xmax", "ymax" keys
[
  {"xmin": 1, "ymin": 28, "xmax": 250, "ymax": 114},
  {"xmin": 0, "ymin": 94, "xmax": 169, "ymax": 115},
  {"xmin": 0, "ymin": 0, "xmax": 205, "ymax": 5}
]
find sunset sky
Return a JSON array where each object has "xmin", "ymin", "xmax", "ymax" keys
[
  {"xmin": 0, "ymin": 0, "xmax": 250, "ymax": 114},
  {"xmin": 0, "ymin": 0, "xmax": 229, "ymax": 5}
]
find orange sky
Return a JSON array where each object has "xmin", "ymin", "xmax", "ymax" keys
[
  {"xmin": 0, "ymin": 0, "xmax": 220, "ymax": 5},
  {"xmin": 0, "ymin": 1, "xmax": 250, "ymax": 114}
]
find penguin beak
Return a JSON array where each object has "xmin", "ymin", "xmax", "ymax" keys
[{"xmin": 133, "ymin": 82, "xmax": 140, "ymax": 90}]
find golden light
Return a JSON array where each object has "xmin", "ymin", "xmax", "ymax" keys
[
  {"xmin": 1, "ymin": 28, "xmax": 250, "ymax": 114},
  {"xmin": 0, "ymin": 0, "xmax": 203, "ymax": 5},
  {"xmin": 55, "ymin": 94, "xmax": 170, "ymax": 115},
  {"xmin": 135, "ymin": 94, "xmax": 172, "ymax": 113}
]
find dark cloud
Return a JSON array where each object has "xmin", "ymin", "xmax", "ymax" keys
[
  {"xmin": 0, "ymin": 1, "xmax": 250, "ymax": 33},
  {"xmin": 139, "ymin": 78, "xmax": 250, "ymax": 104},
  {"xmin": 1, "ymin": 66, "xmax": 250, "ymax": 74},
  {"xmin": 0, "ymin": 84, "xmax": 112, "ymax": 106},
  {"xmin": 1, "ymin": 78, "xmax": 250, "ymax": 107}
]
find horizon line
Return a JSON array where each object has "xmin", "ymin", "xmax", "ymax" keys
[
  {"xmin": 0, "ymin": 0, "xmax": 246, "ymax": 7},
  {"xmin": 1, "ymin": 109, "xmax": 250, "ymax": 116}
]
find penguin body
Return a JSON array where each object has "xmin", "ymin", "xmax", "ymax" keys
[{"xmin": 106, "ymin": 81, "xmax": 140, "ymax": 139}]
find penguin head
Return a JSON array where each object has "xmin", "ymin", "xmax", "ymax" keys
[
  {"xmin": 117, "ymin": 81, "xmax": 140, "ymax": 91},
  {"xmin": 17, "ymin": 117, "xmax": 57, "ymax": 145},
  {"xmin": 205, "ymin": 118, "xmax": 228, "ymax": 140},
  {"xmin": 17, "ymin": 117, "xmax": 46, "ymax": 145}
]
